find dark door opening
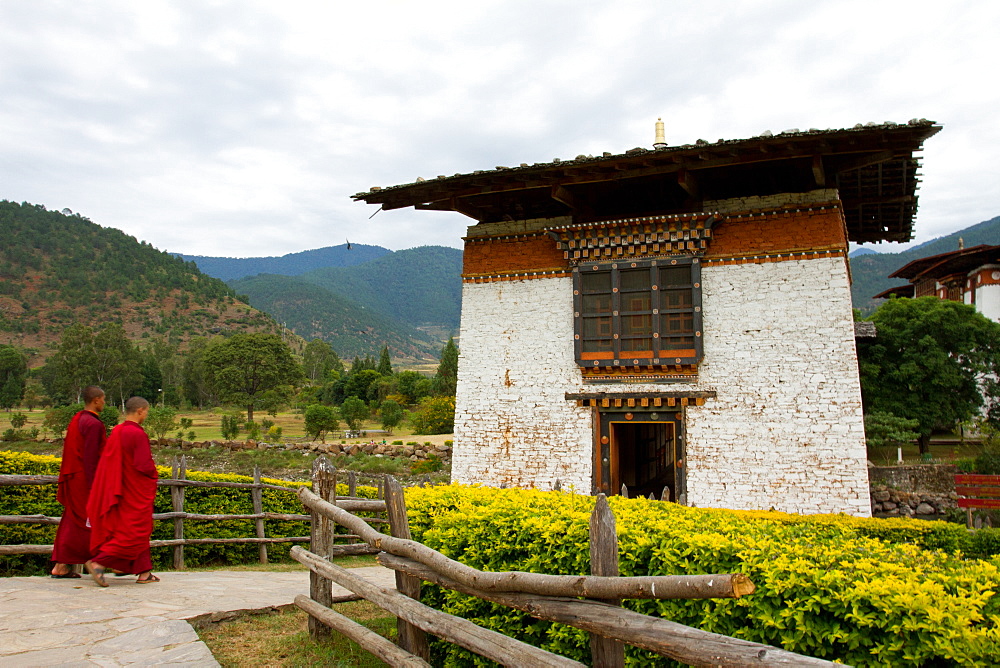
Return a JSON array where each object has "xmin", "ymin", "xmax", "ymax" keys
[
  {"xmin": 612, "ymin": 421, "xmax": 676, "ymax": 499},
  {"xmin": 594, "ymin": 410, "xmax": 684, "ymax": 501}
]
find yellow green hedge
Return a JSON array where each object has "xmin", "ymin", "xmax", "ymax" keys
[
  {"xmin": 0, "ymin": 450, "xmax": 377, "ymax": 575},
  {"xmin": 404, "ymin": 485, "xmax": 1000, "ymax": 667}
]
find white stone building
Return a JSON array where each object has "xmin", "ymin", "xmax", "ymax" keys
[{"xmin": 355, "ymin": 120, "xmax": 941, "ymax": 516}]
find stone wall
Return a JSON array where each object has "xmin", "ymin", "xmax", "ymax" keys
[
  {"xmin": 683, "ymin": 256, "xmax": 870, "ymax": 516},
  {"xmin": 868, "ymin": 464, "xmax": 959, "ymax": 517},
  {"xmin": 452, "ymin": 257, "xmax": 871, "ymax": 516},
  {"xmin": 452, "ymin": 190, "xmax": 871, "ymax": 516}
]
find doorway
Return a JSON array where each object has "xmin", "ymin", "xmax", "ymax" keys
[{"xmin": 595, "ymin": 410, "xmax": 684, "ymax": 501}]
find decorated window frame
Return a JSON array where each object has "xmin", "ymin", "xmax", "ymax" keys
[{"xmin": 573, "ymin": 257, "xmax": 703, "ymax": 368}]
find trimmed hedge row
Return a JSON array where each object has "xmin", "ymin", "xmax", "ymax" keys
[
  {"xmin": 0, "ymin": 450, "xmax": 377, "ymax": 576},
  {"xmin": 404, "ymin": 485, "xmax": 1000, "ymax": 667}
]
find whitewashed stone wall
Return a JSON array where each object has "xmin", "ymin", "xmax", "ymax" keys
[
  {"xmin": 452, "ymin": 278, "xmax": 593, "ymax": 493},
  {"xmin": 684, "ymin": 257, "xmax": 870, "ymax": 516},
  {"xmin": 453, "ymin": 257, "xmax": 871, "ymax": 517}
]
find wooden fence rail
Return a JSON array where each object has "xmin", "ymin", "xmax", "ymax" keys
[
  {"xmin": 0, "ymin": 457, "xmax": 387, "ymax": 566},
  {"xmin": 294, "ymin": 461, "xmax": 841, "ymax": 668}
]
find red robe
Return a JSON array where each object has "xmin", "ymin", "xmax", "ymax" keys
[
  {"xmin": 52, "ymin": 410, "xmax": 106, "ymax": 564},
  {"xmin": 87, "ymin": 420, "xmax": 159, "ymax": 574}
]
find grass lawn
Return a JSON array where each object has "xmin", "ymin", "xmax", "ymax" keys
[
  {"xmin": 187, "ymin": 558, "xmax": 396, "ymax": 668},
  {"xmin": 197, "ymin": 600, "xmax": 397, "ymax": 668}
]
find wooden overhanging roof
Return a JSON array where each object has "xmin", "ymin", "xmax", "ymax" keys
[
  {"xmin": 354, "ymin": 120, "xmax": 941, "ymax": 243},
  {"xmin": 889, "ymin": 244, "xmax": 1000, "ymax": 280}
]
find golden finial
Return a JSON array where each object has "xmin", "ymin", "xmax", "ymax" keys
[{"xmin": 653, "ymin": 118, "xmax": 667, "ymax": 149}]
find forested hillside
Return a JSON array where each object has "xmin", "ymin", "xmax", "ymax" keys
[
  {"xmin": 299, "ymin": 246, "xmax": 463, "ymax": 330},
  {"xmin": 180, "ymin": 243, "xmax": 390, "ymax": 281},
  {"xmin": 228, "ymin": 273, "xmax": 441, "ymax": 361},
  {"xmin": 0, "ymin": 201, "xmax": 281, "ymax": 361},
  {"xmin": 851, "ymin": 215, "xmax": 1000, "ymax": 313}
]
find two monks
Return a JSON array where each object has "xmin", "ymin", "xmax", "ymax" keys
[
  {"xmin": 85, "ymin": 396, "xmax": 160, "ymax": 586},
  {"xmin": 51, "ymin": 386, "xmax": 108, "ymax": 577}
]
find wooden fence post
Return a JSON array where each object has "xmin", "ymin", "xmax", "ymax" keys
[
  {"xmin": 384, "ymin": 476, "xmax": 431, "ymax": 661},
  {"xmin": 170, "ymin": 456, "xmax": 186, "ymax": 570},
  {"xmin": 589, "ymin": 494, "xmax": 625, "ymax": 668},
  {"xmin": 348, "ymin": 470, "xmax": 357, "ymax": 497},
  {"xmin": 309, "ymin": 456, "xmax": 337, "ymax": 639},
  {"xmin": 252, "ymin": 466, "xmax": 268, "ymax": 564}
]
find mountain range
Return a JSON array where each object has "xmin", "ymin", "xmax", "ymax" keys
[
  {"xmin": 0, "ymin": 201, "xmax": 285, "ymax": 363},
  {"xmin": 191, "ymin": 244, "xmax": 464, "ymax": 361}
]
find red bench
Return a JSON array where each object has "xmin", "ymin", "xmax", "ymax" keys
[{"xmin": 955, "ymin": 474, "xmax": 1000, "ymax": 527}]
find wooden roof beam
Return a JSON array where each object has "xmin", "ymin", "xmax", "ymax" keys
[
  {"xmin": 812, "ymin": 155, "xmax": 826, "ymax": 188},
  {"xmin": 551, "ymin": 185, "xmax": 576, "ymax": 210},
  {"xmin": 449, "ymin": 196, "xmax": 483, "ymax": 220},
  {"xmin": 677, "ymin": 169, "xmax": 699, "ymax": 200}
]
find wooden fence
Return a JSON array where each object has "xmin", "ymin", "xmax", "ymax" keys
[
  {"xmin": 0, "ymin": 456, "xmax": 387, "ymax": 566},
  {"xmin": 295, "ymin": 458, "xmax": 842, "ymax": 667}
]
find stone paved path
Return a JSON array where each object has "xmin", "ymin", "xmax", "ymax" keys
[{"xmin": 0, "ymin": 567, "xmax": 396, "ymax": 667}]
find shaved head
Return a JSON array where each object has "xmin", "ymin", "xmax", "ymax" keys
[
  {"xmin": 124, "ymin": 396, "xmax": 149, "ymax": 414},
  {"xmin": 82, "ymin": 386, "xmax": 104, "ymax": 403}
]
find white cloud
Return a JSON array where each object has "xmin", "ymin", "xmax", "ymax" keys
[{"xmin": 1, "ymin": 0, "xmax": 998, "ymax": 257}]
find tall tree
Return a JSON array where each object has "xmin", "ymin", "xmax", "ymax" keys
[
  {"xmin": 0, "ymin": 345, "xmax": 27, "ymax": 410},
  {"xmin": 52, "ymin": 323, "xmax": 97, "ymax": 402},
  {"xmin": 48, "ymin": 323, "xmax": 141, "ymax": 406},
  {"xmin": 302, "ymin": 339, "xmax": 342, "ymax": 384},
  {"xmin": 204, "ymin": 333, "xmax": 303, "ymax": 420},
  {"xmin": 858, "ymin": 297, "xmax": 1000, "ymax": 453},
  {"xmin": 376, "ymin": 345, "xmax": 393, "ymax": 376},
  {"xmin": 182, "ymin": 336, "xmax": 221, "ymax": 409},
  {"xmin": 433, "ymin": 337, "xmax": 459, "ymax": 397},
  {"xmin": 91, "ymin": 323, "xmax": 142, "ymax": 406}
]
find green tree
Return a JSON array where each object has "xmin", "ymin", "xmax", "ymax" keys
[
  {"xmin": 863, "ymin": 411, "xmax": 921, "ymax": 462},
  {"xmin": 304, "ymin": 404, "xmax": 340, "ymax": 442},
  {"xmin": 220, "ymin": 413, "xmax": 241, "ymax": 440},
  {"xmin": 0, "ymin": 345, "xmax": 27, "ymax": 410},
  {"xmin": 340, "ymin": 396, "xmax": 369, "ymax": 432},
  {"xmin": 203, "ymin": 333, "xmax": 303, "ymax": 421},
  {"xmin": 302, "ymin": 339, "xmax": 343, "ymax": 384},
  {"xmin": 52, "ymin": 324, "xmax": 96, "ymax": 402},
  {"xmin": 42, "ymin": 403, "xmax": 81, "ymax": 437},
  {"xmin": 91, "ymin": 323, "xmax": 142, "ymax": 406},
  {"xmin": 858, "ymin": 297, "xmax": 1000, "ymax": 454},
  {"xmin": 145, "ymin": 406, "xmax": 177, "ymax": 441},
  {"xmin": 21, "ymin": 381, "xmax": 41, "ymax": 411},
  {"xmin": 49, "ymin": 324, "xmax": 142, "ymax": 407},
  {"xmin": 343, "ymin": 369, "xmax": 382, "ymax": 402},
  {"xmin": 10, "ymin": 412, "xmax": 27, "ymax": 429},
  {"xmin": 408, "ymin": 395, "xmax": 456, "ymax": 435},
  {"xmin": 433, "ymin": 337, "xmax": 458, "ymax": 397},
  {"xmin": 379, "ymin": 398, "xmax": 404, "ymax": 434},
  {"xmin": 134, "ymin": 353, "xmax": 164, "ymax": 405},
  {"xmin": 376, "ymin": 345, "xmax": 393, "ymax": 376},
  {"xmin": 99, "ymin": 405, "xmax": 120, "ymax": 435},
  {"xmin": 182, "ymin": 337, "xmax": 221, "ymax": 409},
  {"xmin": 395, "ymin": 370, "xmax": 432, "ymax": 405}
]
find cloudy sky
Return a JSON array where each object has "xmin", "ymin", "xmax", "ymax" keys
[{"xmin": 2, "ymin": 1, "xmax": 998, "ymax": 258}]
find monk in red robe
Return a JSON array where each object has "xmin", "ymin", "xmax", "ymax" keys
[
  {"xmin": 51, "ymin": 385, "xmax": 107, "ymax": 578},
  {"xmin": 85, "ymin": 396, "xmax": 159, "ymax": 586}
]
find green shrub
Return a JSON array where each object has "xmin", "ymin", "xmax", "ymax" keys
[
  {"xmin": 411, "ymin": 455, "xmax": 442, "ymax": 474},
  {"xmin": 404, "ymin": 485, "xmax": 1000, "ymax": 666},
  {"xmin": 220, "ymin": 413, "xmax": 241, "ymax": 440},
  {"xmin": 391, "ymin": 440, "xmax": 403, "ymax": 446},
  {"xmin": 10, "ymin": 413, "xmax": 27, "ymax": 430}
]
